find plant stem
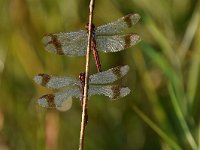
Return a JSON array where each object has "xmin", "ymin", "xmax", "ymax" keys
[{"xmin": 79, "ymin": 0, "xmax": 95, "ymax": 150}]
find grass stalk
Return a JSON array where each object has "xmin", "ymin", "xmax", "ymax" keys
[{"xmin": 79, "ymin": 0, "xmax": 95, "ymax": 150}]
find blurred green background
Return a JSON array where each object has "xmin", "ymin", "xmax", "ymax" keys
[{"xmin": 0, "ymin": 0, "xmax": 200, "ymax": 149}]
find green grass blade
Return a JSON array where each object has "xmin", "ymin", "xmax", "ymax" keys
[
  {"xmin": 140, "ymin": 43, "xmax": 187, "ymax": 114},
  {"xmin": 178, "ymin": 1, "xmax": 200, "ymax": 62},
  {"xmin": 168, "ymin": 83, "xmax": 197, "ymax": 149},
  {"xmin": 143, "ymin": 15, "xmax": 175, "ymax": 62},
  {"xmin": 132, "ymin": 104, "xmax": 182, "ymax": 150}
]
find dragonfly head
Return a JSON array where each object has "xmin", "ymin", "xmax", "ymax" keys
[
  {"xmin": 85, "ymin": 23, "xmax": 95, "ymax": 31},
  {"xmin": 79, "ymin": 72, "xmax": 85, "ymax": 85}
]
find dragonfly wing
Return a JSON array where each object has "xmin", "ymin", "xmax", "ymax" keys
[
  {"xmin": 89, "ymin": 65, "xmax": 129, "ymax": 84},
  {"xmin": 89, "ymin": 85, "xmax": 131, "ymax": 100},
  {"xmin": 96, "ymin": 13, "xmax": 140, "ymax": 35},
  {"xmin": 96, "ymin": 33, "xmax": 140, "ymax": 53},
  {"xmin": 34, "ymin": 74, "xmax": 79, "ymax": 89},
  {"xmin": 37, "ymin": 85, "xmax": 130, "ymax": 107},
  {"xmin": 42, "ymin": 30, "xmax": 88, "ymax": 56},
  {"xmin": 38, "ymin": 87, "xmax": 80, "ymax": 108}
]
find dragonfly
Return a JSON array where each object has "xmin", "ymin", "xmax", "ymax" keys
[
  {"xmin": 42, "ymin": 13, "xmax": 141, "ymax": 72},
  {"xmin": 34, "ymin": 65, "xmax": 130, "ymax": 108}
]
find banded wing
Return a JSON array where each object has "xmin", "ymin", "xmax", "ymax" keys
[
  {"xmin": 34, "ymin": 65, "xmax": 130, "ymax": 88},
  {"xmin": 96, "ymin": 33, "xmax": 140, "ymax": 53},
  {"xmin": 89, "ymin": 65, "xmax": 129, "ymax": 84},
  {"xmin": 38, "ymin": 87, "xmax": 80, "ymax": 108},
  {"xmin": 42, "ymin": 30, "xmax": 88, "ymax": 56},
  {"xmin": 34, "ymin": 74, "xmax": 79, "ymax": 89},
  {"xmin": 89, "ymin": 85, "xmax": 131, "ymax": 100},
  {"xmin": 38, "ymin": 85, "xmax": 131, "ymax": 107},
  {"xmin": 96, "ymin": 13, "xmax": 140, "ymax": 35}
]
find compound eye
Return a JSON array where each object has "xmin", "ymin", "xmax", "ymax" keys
[
  {"xmin": 85, "ymin": 23, "xmax": 89, "ymax": 30},
  {"xmin": 79, "ymin": 72, "xmax": 85, "ymax": 81},
  {"xmin": 85, "ymin": 23, "xmax": 95, "ymax": 30}
]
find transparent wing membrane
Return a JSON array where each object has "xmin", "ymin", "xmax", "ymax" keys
[
  {"xmin": 89, "ymin": 85, "xmax": 131, "ymax": 100},
  {"xmin": 89, "ymin": 65, "xmax": 129, "ymax": 84},
  {"xmin": 96, "ymin": 13, "xmax": 140, "ymax": 35},
  {"xmin": 34, "ymin": 74, "xmax": 79, "ymax": 89},
  {"xmin": 38, "ymin": 87, "xmax": 80, "ymax": 108},
  {"xmin": 96, "ymin": 33, "xmax": 141, "ymax": 53},
  {"xmin": 42, "ymin": 30, "xmax": 87, "ymax": 56},
  {"xmin": 38, "ymin": 84, "xmax": 130, "ymax": 108}
]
